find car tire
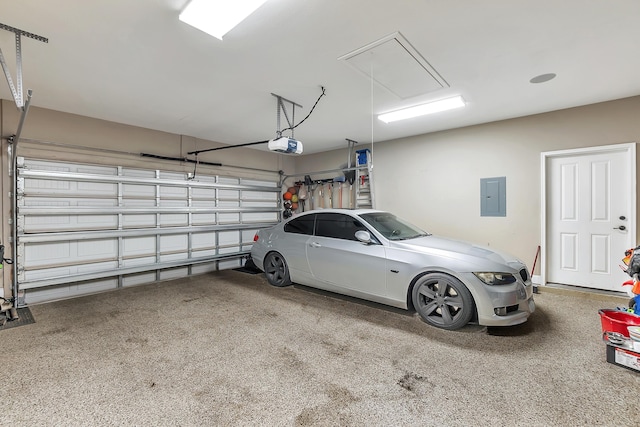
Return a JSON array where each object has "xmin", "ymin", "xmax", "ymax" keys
[
  {"xmin": 263, "ymin": 252, "xmax": 292, "ymax": 287},
  {"xmin": 411, "ymin": 273, "xmax": 475, "ymax": 330}
]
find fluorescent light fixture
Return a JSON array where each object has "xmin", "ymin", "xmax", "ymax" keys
[
  {"xmin": 179, "ymin": 0, "xmax": 269, "ymax": 40},
  {"xmin": 378, "ymin": 95, "xmax": 466, "ymax": 123}
]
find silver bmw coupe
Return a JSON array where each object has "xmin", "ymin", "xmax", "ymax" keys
[{"xmin": 251, "ymin": 209, "xmax": 535, "ymax": 330}]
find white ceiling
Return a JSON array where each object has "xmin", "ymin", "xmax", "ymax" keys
[{"xmin": 1, "ymin": 0, "xmax": 640, "ymax": 154}]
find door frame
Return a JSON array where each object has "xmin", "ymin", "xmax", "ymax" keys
[{"xmin": 540, "ymin": 142, "xmax": 636, "ymax": 288}]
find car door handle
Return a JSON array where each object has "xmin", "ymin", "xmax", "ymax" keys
[{"xmin": 309, "ymin": 242, "xmax": 322, "ymax": 248}]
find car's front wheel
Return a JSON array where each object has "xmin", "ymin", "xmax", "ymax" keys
[
  {"xmin": 412, "ymin": 273, "xmax": 474, "ymax": 330},
  {"xmin": 263, "ymin": 252, "xmax": 292, "ymax": 287}
]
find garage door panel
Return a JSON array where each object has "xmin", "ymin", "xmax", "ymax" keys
[
  {"xmin": 219, "ymin": 259, "xmax": 241, "ymax": 269},
  {"xmin": 219, "ymin": 213, "xmax": 240, "ymax": 223},
  {"xmin": 160, "ymin": 234, "xmax": 188, "ymax": 252},
  {"xmin": 192, "ymin": 232, "xmax": 216, "ymax": 249},
  {"xmin": 76, "ymin": 215, "xmax": 119, "ymax": 229},
  {"xmin": 17, "ymin": 157, "xmax": 280, "ymax": 303},
  {"xmin": 219, "ymin": 246, "xmax": 240, "ymax": 255},
  {"xmin": 219, "ymin": 177, "xmax": 239, "ymax": 184},
  {"xmin": 243, "ymin": 212, "xmax": 278, "ymax": 222},
  {"xmin": 75, "ymin": 164, "xmax": 118, "ymax": 176},
  {"xmin": 159, "ymin": 214, "xmax": 189, "ymax": 226},
  {"xmin": 123, "ymin": 184, "xmax": 156, "ymax": 198},
  {"xmin": 160, "ymin": 267, "xmax": 189, "ymax": 280},
  {"xmin": 77, "ymin": 239, "xmax": 118, "ymax": 258},
  {"xmin": 122, "ymin": 168, "xmax": 156, "ymax": 178},
  {"xmin": 159, "ymin": 200, "xmax": 189, "ymax": 226},
  {"xmin": 242, "ymin": 190, "xmax": 278, "ymax": 201},
  {"xmin": 192, "ymin": 188, "xmax": 216, "ymax": 198},
  {"xmin": 191, "ymin": 262, "xmax": 219, "ymax": 274},
  {"xmin": 160, "ymin": 253, "xmax": 189, "ymax": 262},
  {"xmin": 76, "ymin": 180, "xmax": 117, "ymax": 196},
  {"xmin": 160, "ymin": 185, "xmax": 188, "ymax": 198},
  {"xmin": 24, "ymin": 216, "xmax": 118, "ymax": 233},
  {"xmin": 242, "ymin": 178, "xmax": 278, "ymax": 187},
  {"xmin": 25, "ymin": 180, "xmax": 117, "ymax": 198},
  {"xmin": 122, "ymin": 198, "xmax": 156, "ymax": 207},
  {"xmin": 122, "ymin": 214, "xmax": 156, "ymax": 228},
  {"xmin": 219, "ymin": 231, "xmax": 240, "ymax": 245},
  {"xmin": 23, "ymin": 240, "xmax": 122, "ymax": 264},
  {"xmin": 123, "ymin": 236, "xmax": 156, "ymax": 256},
  {"xmin": 123, "ymin": 256, "xmax": 157, "ymax": 267},
  {"xmin": 24, "ymin": 214, "xmax": 71, "ymax": 232},
  {"xmin": 191, "ymin": 199, "xmax": 216, "ymax": 207},
  {"xmin": 192, "ymin": 249, "xmax": 216, "ymax": 257},
  {"xmin": 219, "ymin": 189, "xmax": 240, "ymax": 199},
  {"xmin": 76, "ymin": 260, "xmax": 119, "ymax": 274},
  {"xmin": 25, "ymin": 279, "xmax": 118, "ymax": 304},
  {"xmin": 159, "ymin": 171, "xmax": 185, "ymax": 180},
  {"xmin": 242, "ymin": 200, "xmax": 278, "ymax": 207},
  {"xmin": 191, "ymin": 214, "xmax": 217, "ymax": 225},
  {"xmin": 122, "ymin": 272, "xmax": 157, "ymax": 287},
  {"xmin": 22, "ymin": 265, "xmax": 72, "ymax": 281},
  {"xmin": 77, "ymin": 199, "xmax": 118, "ymax": 207},
  {"xmin": 24, "ymin": 178, "xmax": 70, "ymax": 192},
  {"xmin": 23, "ymin": 260, "xmax": 119, "ymax": 281},
  {"xmin": 24, "ymin": 241, "xmax": 71, "ymax": 265}
]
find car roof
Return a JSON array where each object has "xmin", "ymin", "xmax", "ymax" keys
[{"xmin": 290, "ymin": 208, "xmax": 382, "ymax": 217}]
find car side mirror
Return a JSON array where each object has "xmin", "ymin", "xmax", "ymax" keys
[{"xmin": 355, "ymin": 230, "xmax": 372, "ymax": 244}]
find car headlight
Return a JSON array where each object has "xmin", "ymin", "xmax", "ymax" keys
[{"xmin": 474, "ymin": 272, "xmax": 517, "ymax": 285}]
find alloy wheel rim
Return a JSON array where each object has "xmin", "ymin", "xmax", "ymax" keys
[{"xmin": 418, "ymin": 280, "xmax": 463, "ymax": 326}]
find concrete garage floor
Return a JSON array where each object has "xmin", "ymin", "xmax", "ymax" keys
[{"xmin": 1, "ymin": 270, "xmax": 638, "ymax": 426}]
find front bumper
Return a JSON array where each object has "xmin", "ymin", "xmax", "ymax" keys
[
  {"xmin": 478, "ymin": 295, "xmax": 536, "ymax": 326},
  {"xmin": 461, "ymin": 272, "xmax": 536, "ymax": 326}
]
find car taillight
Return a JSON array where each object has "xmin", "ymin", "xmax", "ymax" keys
[{"xmin": 253, "ymin": 234, "xmax": 259, "ymax": 242}]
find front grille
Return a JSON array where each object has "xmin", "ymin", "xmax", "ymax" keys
[{"xmin": 519, "ymin": 268, "xmax": 529, "ymax": 282}]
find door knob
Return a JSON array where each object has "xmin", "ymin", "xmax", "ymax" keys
[
  {"xmin": 614, "ymin": 225, "xmax": 626, "ymax": 231},
  {"xmin": 620, "ymin": 216, "xmax": 626, "ymax": 220}
]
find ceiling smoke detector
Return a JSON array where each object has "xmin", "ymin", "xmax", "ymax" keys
[{"xmin": 530, "ymin": 73, "xmax": 557, "ymax": 84}]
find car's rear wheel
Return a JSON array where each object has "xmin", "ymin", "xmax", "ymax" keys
[
  {"xmin": 412, "ymin": 273, "xmax": 474, "ymax": 330},
  {"xmin": 264, "ymin": 252, "xmax": 292, "ymax": 287}
]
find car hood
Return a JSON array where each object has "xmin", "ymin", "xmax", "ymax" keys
[{"xmin": 391, "ymin": 235, "xmax": 525, "ymax": 272}]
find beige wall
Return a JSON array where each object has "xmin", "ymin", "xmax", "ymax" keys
[
  {"xmin": 2, "ymin": 96, "xmax": 640, "ymax": 298},
  {"xmin": 296, "ymin": 96, "xmax": 640, "ymax": 272},
  {"xmin": 0, "ymin": 100, "xmax": 296, "ymax": 297}
]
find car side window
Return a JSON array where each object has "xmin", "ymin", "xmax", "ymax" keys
[
  {"xmin": 283, "ymin": 214, "xmax": 315, "ymax": 235},
  {"xmin": 315, "ymin": 213, "xmax": 367, "ymax": 241}
]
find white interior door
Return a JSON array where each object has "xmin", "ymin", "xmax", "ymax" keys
[{"xmin": 544, "ymin": 144, "xmax": 636, "ymax": 292}]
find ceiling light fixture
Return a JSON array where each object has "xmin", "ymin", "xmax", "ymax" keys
[
  {"xmin": 378, "ymin": 95, "xmax": 466, "ymax": 123},
  {"xmin": 179, "ymin": 0, "xmax": 269, "ymax": 40}
]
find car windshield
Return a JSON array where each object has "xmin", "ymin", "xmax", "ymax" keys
[{"xmin": 359, "ymin": 212, "xmax": 430, "ymax": 241}]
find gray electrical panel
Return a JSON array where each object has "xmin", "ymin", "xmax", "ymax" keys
[{"xmin": 480, "ymin": 177, "xmax": 506, "ymax": 217}]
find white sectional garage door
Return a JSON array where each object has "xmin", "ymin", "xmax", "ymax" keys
[{"xmin": 16, "ymin": 157, "xmax": 280, "ymax": 304}]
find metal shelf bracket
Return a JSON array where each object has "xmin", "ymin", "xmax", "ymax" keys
[{"xmin": 0, "ymin": 22, "xmax": 48, "ymax": 109}]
